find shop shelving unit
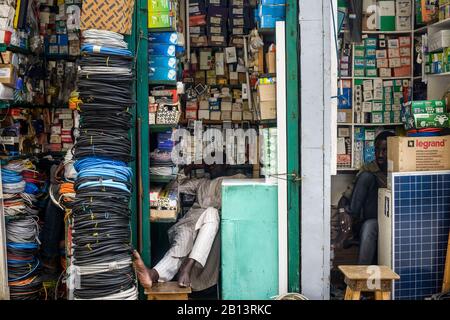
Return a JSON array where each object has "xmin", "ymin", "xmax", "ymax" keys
[{"xmin": 337, "ymin": 11, "xmax": 425, "ymax": 171}]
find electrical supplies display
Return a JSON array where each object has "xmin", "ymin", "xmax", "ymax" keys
[
  {"xmin": 68, "ymin": 29, "xmax": 137, "ymax": 300},
  {"xmin": 260, "ymin": 127, "xmax": 277, "ymax": 178},
  {"xmin": 1, "ymin": 159, "xmax": 46, "ymax": 300}
]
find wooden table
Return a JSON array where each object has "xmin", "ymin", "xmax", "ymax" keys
[
  {"xmin": 443, "ymin": 232, "xmax": 450, "ymax": 293},
  {"xmin": 338, "ymin": 265, "xmax": 400, "ymax": 300},
  {"xmin": 145, "ymin": 282, "xmax": 191, "ymax": 300}
]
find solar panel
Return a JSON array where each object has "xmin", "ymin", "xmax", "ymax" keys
[{"xmin": 392, "ymin": 172, "xmax": 450, "ymax": 300}]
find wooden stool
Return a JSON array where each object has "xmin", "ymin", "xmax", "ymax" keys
[
  {"xmin": 338, "ymin": 265, "xmax": 400, "ymax": 300},
  {"xmin": 443, "ymin": 232, "xmax": 450, "ymax": 293},
  {"xmin": 145, "ymin": 282, "xmax": 191, "ymax": 300}
]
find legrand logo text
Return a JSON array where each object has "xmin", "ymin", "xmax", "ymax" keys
[{"xmin": 416, "ymin": 140, "xmax": 446, "ymax": 150}]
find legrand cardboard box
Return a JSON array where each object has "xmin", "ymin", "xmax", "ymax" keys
[{"xmin": 388, "ymin": 136, "xmax": 450, "ymax": 173}]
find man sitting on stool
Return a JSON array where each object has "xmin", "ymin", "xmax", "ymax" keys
[
  {"xmin": 133, "ymin": 162, "xmax": 245, "ymax": 292},
  {"xmin": 336, "ymin": 131, "xmax": 396, "ymax": 265}
]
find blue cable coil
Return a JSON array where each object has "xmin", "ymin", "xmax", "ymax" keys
[
  {"xmin": 81, "ymin": 44, "xmax": 133, "ymax": 57},
  {"xmin": 8, "ymin": 260, "xmax": 40, "ymax": 282},
  {"xmin": 75, "ymin": 157, "xmax": 133, "ymax": 192},
  {"xmin": 7, "ymin": 243, "xmax": 39, "ymax": 250},
  {"xmin": 1, "ymin": 169, "xmax": 23, "ymax": 183}
]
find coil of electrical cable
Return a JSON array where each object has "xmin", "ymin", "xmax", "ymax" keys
[{"xmin": 70, "ymin": 29, "xmax": 137, "ymax": 300}]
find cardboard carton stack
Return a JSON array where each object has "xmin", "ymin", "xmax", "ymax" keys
[
  {"xmin": 402, "ymin": 100, "xmax": 450, "ymax": 130},
  {"xmin": 362, "ymin": 0, "xmax": 412, "ymax": 32},
  {"xmin": 355, "ymin": 78, "xmax": 407, "ymax": 124},
  {"xmin": 354, "ymin": 35, "xmax": 411, "ymax": 78},
  {"xmin": 148, "ymin": 32, "xmax": 180, "ymax": 82},
  {"xmin": 148, "ymin": 0, "xmax": 177, "ymax": 30},
  {"xmin": 255, "ymin": 0, "xmax": 286, "ymax": 29}
]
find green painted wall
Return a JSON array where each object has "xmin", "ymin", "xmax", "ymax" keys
[{"xmin": 221, "ymin": 181, "xmax": 278, "ymax": 300}]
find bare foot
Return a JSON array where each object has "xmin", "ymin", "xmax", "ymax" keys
[
  {"xmin": 178, "ymin": 258, "xmax": 195, "ymax": 288},
  {"xmin": 133, "ymin": 250, "xmax": 153, "ymax": 290}
]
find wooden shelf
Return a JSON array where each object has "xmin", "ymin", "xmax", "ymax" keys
[{"xmin": 354, "ymin": 76, "xmax": 411, "ymax": 80}]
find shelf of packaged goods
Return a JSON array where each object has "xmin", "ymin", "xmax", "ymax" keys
[
  {"xmin": 148, "ymin": 27, "xmax": 177, "ymax": 33},
  {"xmin": 354, "ymin": 76, "xmax": 412, "ymax": 80},
  {"xmin": 150, "ymin": 175, "xmax": 177, "ymax": 184}
]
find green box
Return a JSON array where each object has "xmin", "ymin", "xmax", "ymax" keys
[
  {"xmin": 371, "ymin": 112, "xmax": 384, "ymax": 124},
  {"xmin": 365, "ymin": 58, "xmax": 377, "ymax": 69},
  {"xmin": 148, "ymin": 12, "xmax": 176, "ymax": 29},
  {"xmin": 408, "ymin": 100, "xmax": 446, "ymax": 114},
  {"xmin": 354, "ymin": 46, "xmax": 365, "ymax": 58},
  {"xmin": 380, "ymin": 16, "xmax": 396, "ymax": 31},
  {"xmin": 354, "ymin": 68, "xmax": 365, "ymax": 77},
  {"xmin": 413, "ymin": 113, "xmax": 450, "ymax": 129},
  {"xmin": 148, "ymin": 0, "xmax": 172, "ymax": 12},
  {"xmin": 366, "ymin": 69, "xmax": 378, "ymax": 77},
  {"xmin": 364, "ymin": 38, "xmax": 378, "ymax": 48},
  {"xmin": 354, "ymin": 58, "xmax": 365, "ymax": 68}
]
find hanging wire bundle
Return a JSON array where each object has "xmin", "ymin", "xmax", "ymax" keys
[
  {"xmin": 68, "ymin": 29, "xmax": 137, "ymax": 300},
  {"xmin": 1, "ymin": 161, "xmax": 43, "ymax": 300}
]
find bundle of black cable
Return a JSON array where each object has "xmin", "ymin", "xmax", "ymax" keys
[{"xmin": 71, "ymin": 47, "xmax": 137, "ymax": 300}]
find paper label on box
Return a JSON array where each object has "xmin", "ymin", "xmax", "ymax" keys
[
  {"xmin": 363, "ymin": 91, "xmax": 373, "ymax": 101},
  {"xmin": 62, "ymin": 119, "xmax": 73, "ymax": 129},
  {"xmin": 363, "ymin": 80, "xmax": 373, "ymax": 91},
  {"xmin": 363, "ymin": 101, "xmax": 373, "ymax": 112},
  {"xmin": 400, "ymin": 47, "xmax": 411, "ymax": 57},
  {"xmin": 233, "ymin": 8, "xmax": 244, "ymax": 15},
  {"xmin": 233, "ymin": 18, "xmax": 244, "ymax": 26},
  {"xmin": 0, "ymin": 67, "xmax": 10, "ymax": 78},
  {"xmin": 211, "ymin": 17, "xmax": 221, "ymax": 24},
  {"xmin": 210, "ymin": 26, "xmax": 222, "ymax": 34}
]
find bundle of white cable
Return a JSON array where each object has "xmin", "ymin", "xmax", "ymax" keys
[
  {"xmin": 69, "ymin": 258, "xmax": 138, "ymax": 300},
  {"xmin": 82, "ymin": 29, "xmax": 128, "ymax": 49},
  {"xmin": 2, "ymin": 180, "xmax": 26, "ymax": 194},
  {"xmin": 74, "ymin": 287, "xmax": 138, "ymax": 300}
]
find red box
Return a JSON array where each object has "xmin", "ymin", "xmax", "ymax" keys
[
  {"xmin": 61, "ymin": 135, "xmax": 73, "ymax": 143},
  {"xmin": 393, "ymin": 66, "xmax": 410, "ymax": 77},
  {"xmin": 337, "ymin": 154, "xmax": 351, "ymax": 166}
]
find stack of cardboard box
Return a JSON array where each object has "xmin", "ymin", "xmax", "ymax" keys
[
  {"xmin": 255, "ymin": 0, "xmax": 286, "ymax": 29},
  {"xmin": 49, "ymin": 108, "xmax": 74, "ymax": 152},
  {"xmin": 362, "ymin": 0, "xmax": 411, "ymax": 31},
  {"xmin": 354, "ymin": 35, "xmax": 411, "ymax": 78},
  {"xmin": 356, "ymin": 78, "xmax": 406, "ymax": 124},
  {"xmin": 403, "ymin": 100, "xmax": 450, "ymax": 130},
  {"xmin": 148, "ymin": 32, "xmax": 179, "ymax": 82},
  {"xmin": 43, "ymin": 1, "xmax": 81, "ymax": 57},
  {"xmin": 149, "ymin": 0, "xmax": 177, "ymax": 30}
]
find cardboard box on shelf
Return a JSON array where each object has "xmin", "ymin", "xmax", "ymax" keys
[
  {"xmin": 257, "ymin": 84, "xmax": 276, "ymax": 101},
  {"xmin": 337, "ymin": 109, "xmax": 352, "ymax": 123},
  {"xmin": 0, "ymin": 64, "xmax": 16, "ymax": 88},
  {"xmin": 388, "ymin": 136, "xmax": 450, "ymax": 172},
  {"xmin": 259, "ymin": 101, "xmax": 276, "ymax": 120},
  {"xmin": 81, "ymin": 0, "xmax": 135, "ymax": 34}
]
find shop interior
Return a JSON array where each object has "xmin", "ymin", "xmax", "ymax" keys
[
  {"xmin": 0, "ymin": 0, "xmax": 289, "ymax": 300},
  {"xmin": 331, "ymin": 0, "xmax": 450, "ymax": 300}
]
